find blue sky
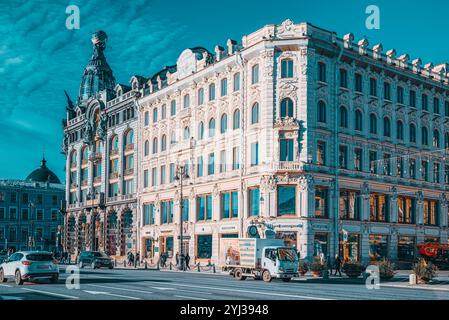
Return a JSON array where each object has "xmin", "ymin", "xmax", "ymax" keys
[{"xmin": 1, "ymin": 0, "xmax": 448, "ymax": 182}]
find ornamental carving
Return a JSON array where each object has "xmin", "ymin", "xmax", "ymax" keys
[
  {"xmin": 278, "ymin": 80, "xmax": 298, "ymax": 97},
  {"xmin": 274, "ymin": 117, "xmax": 299, "ymax": 128},
  {"xmin": 275, "ymin": 19, "xmax": 302, "ymax": 39},
  {"xmin": 260, "ymin": 175, "xmax": 277, "ymax": 191}
]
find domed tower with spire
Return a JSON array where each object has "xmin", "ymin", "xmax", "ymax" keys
[
  {"xmin": 78, "ymin": 31, "xmax": 116, "ymax": 104},
  {"xmin": 26, "ymin": 156, "xmax": 61, "ymax": 184}
]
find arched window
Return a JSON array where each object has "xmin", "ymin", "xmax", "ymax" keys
[
  {"xmin": 317, "ymin": 101, "xmax": 326, "ymax": 123},
  {"xmin": 81, "ymin": 146, "xmax": 88, "ymax": 160},
  {"xmin": 339, "ymin": 106, "xmax": 348, "ymax": 128},
  {"xmin": 233, "ymin": 109, "xmax": 240, "ymax": 130},
  {"xmin": 369, "ymin": 114, "xmax": 377, "ymax": 134},
  {"xmin": 170, "ymin": 100, "xmax": 176, "ymax": 116},
  {"xmin": 433, "ymin": 130, "xmax": 440, "ymax": 148},
  {"xmin": 198, "ymin": 122, "xmax": 204, "ymax": 140},
  {"xmin": 183, "ymin": 127, "xmax": 190, "ymax": 140},
  {"xmin": 208, "ymin": 118, "xmax": 216, "ymax": 137},
  {"xmin": 409, "ymin": 124, "xmax": 416, "ymax": 143},
  {"xmin": 183, "ymin": 94, "xmax": 190, "ymax": 108},
  {"xmin": 110, "ymin": 136, "xmax": 119, "ymax": 151},
  {"xmin": 251, "ymin": 64, "xmax": 259, "ymax": 84},
  {"xmin": 422, "ymin": 126, "xmax": 428, "ymax": 145},
  {"xmin": 396, "ymin": 120, "xmax": 404, "ymax": 140},
  {"xmin": 124, "ymin": 129, "xmax": 134, "ymax": 145},
  {"xmin": 198, "ymin": 88, "xmax": 204, "ymax": 105},
  {"xmin": 161, "ymin": 105, "xmax": 166, "ymax": 120},
  {"xmin": 152, "ymin": 137, "xmax": 158, "ymax": 154},
  {"xmin": 144, "ymin": 111, "xmax": 149, "ymax": 126},
  {"xmin": 70, "ymin": 150, "xmax": 77, "ymax": 164},
  {"xmin": 161, "ymin": 134, "xmax": 167, "ymax": 152},
  {"xmin": 170, "ymin": 131, "xmax": 176, "ymax": 144},
  {"xmin": 280, "ymin": 98, "xmax": 294, "ymax": 118},
  {"xmin": 220, "ymin": 114, "xmax": 228, "ymax": 134},
  {"xmin": 383, "ymin": 117, "xmax": 391, "ymax": 137},
  {"xmin": 355, "ymin": 109, "xmax": 363, "ymax": 131},
  {"xmin": 152, "ymin": 108, "xmax": 158, "ymax": 123},
  {"xmin": 281, "ymin": 59, "xmax": 294, "ymax": 78},
  {"xmin": 251, "ymin": 103, "xmax": 259, "ymax": 124},
  {"xmin": 144, "ymin": 140, "xmax": 149, "ymax": 156},
  {"xmin": 209, "ymin": 83, "xmax": 216, "ymax": 101}
]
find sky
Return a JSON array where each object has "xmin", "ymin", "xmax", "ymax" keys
[{"xmin": 1, "ymin": 0, "xmax": 448, "ymax": 182}]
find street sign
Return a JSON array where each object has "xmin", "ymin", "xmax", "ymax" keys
[{"xmin": 177, "ymin": 236, "xmax": 191, "ymax": 240}]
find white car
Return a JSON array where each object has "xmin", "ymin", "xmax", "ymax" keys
[{"xmin": 0, "ymin": 251, "xmax": 59, "ymax": 285}]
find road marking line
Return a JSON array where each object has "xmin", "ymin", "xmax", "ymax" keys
[
  {"xmin": 156, "ymin": 282, "xmax": 333, "ymax": 300},
  {"xmin": 0, "ymin": 284, "xmax": 12, "ymax": 287},
  {"xmin": 21, "ymin": 288, "xmax": 79, "ymax": 299},
  {"xmin": 83, "ymin": 290, "xmax": 141, "ymax": 300},
  {"xmin": 87, "ymin": 284, "xmax": 153, "ymax": 294},
  {"xmin": 152, "ymin": 286, "xmax": 175, "ymax": 290},
  {"xmin": 174, "ymin": 295, "xmax": 207, "ymax": 300}
]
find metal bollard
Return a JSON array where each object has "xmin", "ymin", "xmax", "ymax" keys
[
  {"xmin": 124, "ymin": 260, "xmax": 126, "ymax": 268},
  {"xmin": 213, "ymin": 264, "xmax": 216, "ymax": 273},
  {"xmin": 169, "ymin": 262, "xmax": 172, "ymax": 270},
  {"xmin": 114, "ymin": 259, "xmax": 117, "ymax": 267},
  {"xmin": 197, "ymin": 263, "xmax": 201, "ymax": 272}
]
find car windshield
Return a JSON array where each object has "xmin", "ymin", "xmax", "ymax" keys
[
  {"xmin": 26, "ymin": 253, "xmax": 53, "ymax": 261},
  {"xmin": 277, "ymin": 248, "xmax": 297, "ymax": 262},
  {"xmin": 92, "ymin": 252, "xmax": 108, "ymax": 257}
]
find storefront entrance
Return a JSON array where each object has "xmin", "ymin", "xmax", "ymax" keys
[
  {"xmin": 339, "ymin": 233, "xmax": 360, "ymax": 262},
  {"xmin": 197, "ymin": 234, "xmax": 212, "ymax": 259}
]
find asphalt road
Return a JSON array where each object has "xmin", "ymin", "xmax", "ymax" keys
[{"xmin": 0, "ymin": 266, "xmax": 449, "ymax": 300}]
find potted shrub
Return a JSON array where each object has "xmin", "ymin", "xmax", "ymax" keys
[
  {"xmin": 310, "ymin": 257, "xmax": 325, "ymax": 277},
  {"xmin": 413, "ymin": 258, "xmax": 437, "ymax": 284},
  {"xmin": 298, "ymin": 260, "xmax": 309, "ymax": 276},
  {"xmin": 342, "ymin": 261, "xmax": 365, "ymax": 278},
  {"xmin": 379, "ymin": 259, "xmax": 396, "ymax": 281}
]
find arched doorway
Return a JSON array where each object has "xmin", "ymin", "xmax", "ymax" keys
[
  {"xmin": 107, "ymin": 211, "xmax": 118, "ymax": 256},
  {"xmin": 121, "ymin": 210, "xmax": 133, "ymax": 255}
]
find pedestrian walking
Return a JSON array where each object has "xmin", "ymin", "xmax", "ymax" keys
[
  {"xmin": 136, "ymin": 252, "xmax": 140, "ymax": 266},
  {"xmin": 185, "ymin": 253, "xmax": 190, "ymax": 270},
  {"xmin": 326, "ymin": 255, "xmax": 332, "ymax": 275},
  {"xmin": 333, "ymin": 254, "xmax": 342, "ymax": 277},
  {"xmin": 175, "ymin": 252, "xmax": 179, "ymax": 266}
]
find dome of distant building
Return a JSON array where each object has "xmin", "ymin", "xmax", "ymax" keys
[{"xmin": 26, "ymin": 157, "xmax": 61, "ymax": 184}]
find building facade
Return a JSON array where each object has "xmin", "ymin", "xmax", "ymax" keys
[
  {"xmin": 137, "ymin": 19, "xmax": 449, "ymax": 265},
  {"xmin": 0, "ymin": 158, "xmax": 65, "ymax": 252},
  {"xmin": 62, "ymin": 31, "xmax": 142, "ymax": 259}
]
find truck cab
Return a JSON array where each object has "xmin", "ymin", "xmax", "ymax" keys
[{"xmin": 261, "ymin": 246, "xmax": 299, "ymax": 282}]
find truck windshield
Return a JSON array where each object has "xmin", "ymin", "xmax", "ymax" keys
[{"xmin": 277, "ymin": 248, "xmax": 297, "ymax": 262}]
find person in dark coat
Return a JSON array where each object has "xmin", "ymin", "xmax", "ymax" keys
[
  {"xmin": 333, "ymin": 254, "xmax": 342, "ymax": 276},
  {"xmin": 175, "ymin": 252, "xmax": 179, "ymax": 266},
  {"xmin": 185, "ymin": 253, "xmax": 190, "ymax": 270}
]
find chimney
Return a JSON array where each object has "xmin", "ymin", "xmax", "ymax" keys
[{"xmin": 227, "ymin": 39, "xmax": 237, "ymax": 55}]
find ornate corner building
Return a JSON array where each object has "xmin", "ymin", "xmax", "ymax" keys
[
  {"xmin": 137, "ymin": 19, "xmax": 449, "ymax": 265},
  {"xmin": 62, "ymin": 31, "xmax": 142, "ymax": 259}
]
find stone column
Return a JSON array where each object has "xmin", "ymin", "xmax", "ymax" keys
[
  {"xmin": 390, "ymin": 187, "xmax": 398, "ymax": 223},
  {"xmin": 439, "ymin": 193, "xmax": 448, "ymax": 228},
  {"xmin": 416, "ymin": 191, "xmax": 424, "ymax": 225},
  {"xmin": 360, "ymin": 224, "xmax": 370, "ymax": 265},
  {"xmin": 299, "ymin": 175, "xmax": 315, "ymax": 218},
  {"xmin": 389, "ymin": 227, "xmax": 398, "ymax": 261},
  {"xmin": 361, "ymin": 182, "xmax": 370, "ymax": 221}
]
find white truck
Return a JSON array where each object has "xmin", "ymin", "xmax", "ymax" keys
[{"xmin": 219, "ymin": 238, "xmax": 299, "ymax": 282}]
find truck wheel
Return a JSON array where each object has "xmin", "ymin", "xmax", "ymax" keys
[
  {"xmin": 234, "ymin": 269, "xmax": 246, "ymax": 281},
  {"xmin": 262, "ymin": 270, "xmax": 272, "ymax": 283},
  {"xmin": 282, "ymin": 278, "xmax": 292, "ymax": 282}
]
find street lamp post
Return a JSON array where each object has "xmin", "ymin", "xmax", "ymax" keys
[{"xmin": 174, "ymin": 164, "xmax": 189, "ymax": 270}]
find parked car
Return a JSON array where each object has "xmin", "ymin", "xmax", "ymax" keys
[
  {"xmin": 0, "ymin": 251, "xmax": 59, "ymax": 285},
  {"xmin": 78, "ymin": 251, "xmax": 114, "ymax": 269}
]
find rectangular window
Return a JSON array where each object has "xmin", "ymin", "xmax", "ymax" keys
[
  {"xmin": 354, "ymin": 148, "xmax": 363, "ymax": 172},
  {"xmin": 36, "ymin": 194, "xmax": 43, "ymax": 204},
  {"xmin": 143, "ymin": 169, "xmax": 149, "ymax": 188},
  {"xmin": 233, "ymin": 73, "xmax": 240, "ymax": 92},
  {"xmin": 369, "ymin": 151, "xmax": 377, "ymax": 174},
  {"xmin": 398, "ymin": 196, "xmax": 415, "ymax": 224},
  {"xmin": 277, "ymin": 186, "xmax": 296, "ymax": 216},
  {"xmin": 197, "ymin": 156, "xmax": 204, "ymax": 177},
  {"xmin": 383, "ymin": 153, "xmax": 391, "ymax": 176},
  {"xmin": 339, "ymin": 69, "xmax": 347, "ymax": 88},
  {"xmin": 317, "ymin": 141, "xmax": 326, "ymax": 166},
  {"xmin": 383, "ymin": 82, "xmax": 391, "ymax": 100},
  {"xmin": 197, "ymin": 89, "xmax": 204, "ymax": 105},
  {"xmin": 396, "ymin": 156, "xmax": 404, "ymax": 178},
  {"xmin": 0, "ymin": 208, "xmax": 5, "ymax": 220},
  {"xmin": 221, "ymin": 191, "xmax": 238, "ymax": 219},
  {"xmin": 169, "ymin": 163, "xmax": 175, "ymax": 182},
  {"xmin": 220, "ymin": 150, "xmax": 227, "ymax": 173},
  {"xmin": 208, "ymin": 153, "xmax": 215, "ymax": 175},
  {"xmin": 9, "ymin": 208, "xmax": 17, "ymax": 220},
  {"xmin": 434, "ymin": 163, "xmax": 440, "ymax": 183},
  {"xmin": 397, "ymin": 87, "xmax": 404, "ymax": 104},
  {"xmin": 421, "ymin": 160, "xmax": 429, "ymax": 181},
  {"xmin": 445, "ymin": 101, "xmax": 449, "ymax": 117},
  {"xmin": 410, "ymin": 90, "xmax": 416, "ymax": 108},
  {"xmin": 151, "ymin": 167, "xmax": 157, "ymax": 186},
  {"xmin": 369, "ymin": 235, "xmax": 388, "ymax": 262},
  {"xmin": 248, "ymin": 188, "xmax": 260, "ymax": 217},
  {"xmin": 109, "ymin": 183, "xmax": 118, "ymax": 197},
  {"xmin": 220, "ymin": 78, "xmax": 227, "ymax": 96},
  {"xmin": 251, "ymin": 142, "xmax": 259, "ymax": 166},
  {"xmin": 409, "ymin": 158, "xmax": 416, "ymax": 179},
  {"xmin": 182, "ymin": 198, "xmax": 189, "ymax": 222},
  {"xmin": 123, "ymin": 179, "xmax": 133, "ymax": 195},
  {"xmin": 280, "ymin": 137, "xmax": 294, "ymax": 161},
  {"xmin": 423, "ymin": 199, "xmax": 439, "ymax": 226},
  {"xmin": 434, "ymin": 98, "xmax": 440, "ymax": 114},
  {"xmin": 232, "ymin": 147, "xmax": 240, "ymax": 170},
  {"xmin": 170, "ymin": 100, "xmax": 176, "ymax": 116},
  {"xmin": 197, "ymin": 235, "xmax": 213, "ymax": 259},
  {"xmin": 318, "ymin": 62, "xmax": 326, "ymax": 82},
  {"xmin": 196, "ymin": 194, "xmax": 212, "ymax": 221},
  {"xmin": 160, "ymin": 165, "xmax": 166, "ymax": 185},
  {"xmin": 143, "ymin": 203, "xmax": 154, "ymax": 225},
  {"xmin": 251, "ymin": 64, "xmax": 259, "ymax": 84},
  {"xmin": 339, "ymin": 145, "xmax": 348, "ymax": 169},
  {"xmin": 160, "ymin": 200, "xmax": 174, "ymax": 224},
  {"xmin": 21, "ymin": 208, "xmax": 29, "ymax": 220},
  {"xmin": 339, "ymin": 190, "xmax": 361, "ymax": 220},
  {"xmin": 370, "ymin": 78, "xmax": 377, "ymax": 96},
  {"xmin": 315, "ymin": 187, "xmax": 328, "ymax": 218},
  {"xmin": 422, "ymin": 94, "xmax": 428, "ymax": 111},
  {"xmin": 355, "ymin": 73, "xmax": 363, "ymax": 93},
  {"xmin": 445, "ymin": 165, "xmax": 449, "ymax": 184},
  {"xmin": 398, "ymin": 236, "xmax": 415, "ymax": 262},
  {"xmin": 370, "ymin": 194, "xmax": 389, "ymax": 222},
  {"xmin": 281, "ymin": 59, "xmax": 294, "ymax": 78}
]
